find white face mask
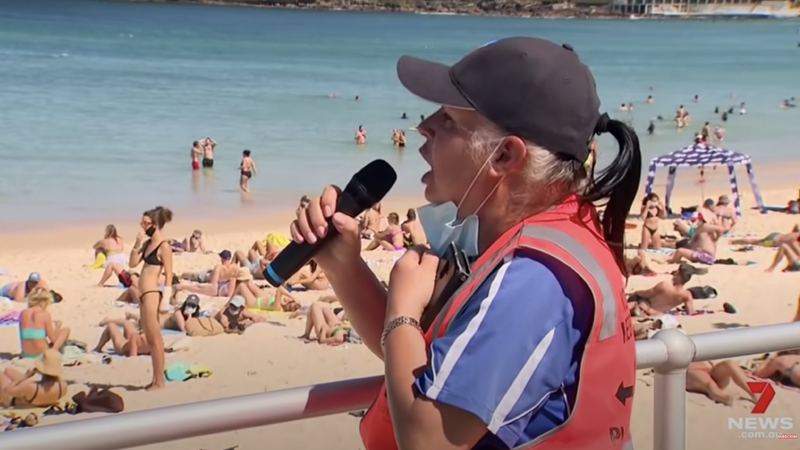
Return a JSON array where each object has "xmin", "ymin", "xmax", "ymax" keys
[{"xmin": 418, "ymin": 143, "xmax": 504, "ymax": 258}]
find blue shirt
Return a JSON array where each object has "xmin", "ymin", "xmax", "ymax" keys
[{"xmin": 414, "ymin": 252, "xmax": 593, "ymax": 449}]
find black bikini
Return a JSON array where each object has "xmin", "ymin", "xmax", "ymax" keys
[
  {"xmin": 140, "ymin": 240, "xmax": 165, "ymax": 301},
  {"xmin": 241, "ymin": 170, "xmax": 252, "ymax": 179}
]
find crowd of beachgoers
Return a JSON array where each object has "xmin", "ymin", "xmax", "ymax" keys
[{"xmin": 2, "ymin": 133, "xmax": 800, "ymax": 447}]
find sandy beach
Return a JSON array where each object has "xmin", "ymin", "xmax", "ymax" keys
[{"xmin": 2, "ymin": 172, "xmax": 800, "ymax": 449}]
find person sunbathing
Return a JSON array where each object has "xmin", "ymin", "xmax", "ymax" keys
[
  {"xmin": 93, "ymin": 321, "xmax": 151, "ymax": 357},
  {"xmin": 228, "ymin": 268, "xmax": 300, "ymax": 312},
  {"xmin": 359, "ymin": 203, "xmax": 383, "ymax": 239},
  {"xmin": 752, "ymin": 352, "xmax": 800, "ymax": 388},
  {"xmin": 93, "ymin": 224, "xmax": 126, "ymax": 268},
  {"xmin": 0, "ymin": 350, "xmax": 67, "ymax": 409},
  {"xmin": 765, "ymin": 237, "xmax": 800, "ymax": 272},
  {"xmin": 250, "ymin": 232, "xmax": 291, "ymax": 258},
  {"xmin": 626, "ymin": 250, "xmax": 656, "ymax": 276},
  {"xmin": 103, "ymin": 294, "xmax": 201, "ymax": 333},
  {"xmin": 299, "ymin": 301, "xmax": 352, "ymax": 345},
  {"xmin": 19, "ymin": 288, "xmax": 70, "ymax": 359},
  {"xmin": 401, "ymin": 208, "xmax": 427, "ymax": 247},
  {"xmin": 176, "ymin": 250, "xmax": 237, "ymax": 297},
  {"xmin": 730, "ymin": 225, "xmax": 800, "ymax": 248},
  {"xmin": 667, "ymin": 214, "xmax": 723, "ymax": 265},
  {"xmin": 171, "ymin": 229, "xmax": 210, "ymax": 254},
  {"xmin": 364, "ymin": 212, "xmax": 404, "ymax": 251},
  {"xmin": 0, "ymin": 272, "xmax": 49, "ymax": 302},
  {"xmin": 714, "ymin": 195, "xmax": 737, "ymax": 233},
  {"xmin": 233, "ymin": 249, "xmax": 270, "ymax": 280},
  {"xmin": 628, "ymin": 264, "xmax": 695, "ymax": 316},
  {"xmin": 215, "ymin": 295, "xmax": 265, "ymax": 334},
  {"xmin": 686, "ymin": 360, "xmax": 756, "ymax": 406},
  {"xmin": 285, "ymin": 260, "xmax": 329, "ymax": 291}
]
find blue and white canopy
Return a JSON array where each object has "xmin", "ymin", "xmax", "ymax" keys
[
  {"xmin": 649, "ymin": 142, "xmax": 751, "ymax": 167},
  {"xmin": 644, "ymin": 143, "xmax": 765, "ymax": 217}
]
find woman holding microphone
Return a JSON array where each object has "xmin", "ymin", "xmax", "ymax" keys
[{"xmin": 290, "ymin": 37, "xmax": 639, "ymax": 450}]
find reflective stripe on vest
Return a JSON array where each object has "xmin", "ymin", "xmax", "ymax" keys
[
  {"xmin": 521, "ymin": 225, "xmax": 618, "ymax": 340},
  {"xmin": 436, "ymin": 224, "xmax": 618, "ymax": 341}
]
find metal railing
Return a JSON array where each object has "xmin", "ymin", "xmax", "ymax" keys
[{"xmin": 2, "ymin": 322, "xmax": 800, "ymax": 450}]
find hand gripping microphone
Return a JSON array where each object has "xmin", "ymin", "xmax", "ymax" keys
[{"xmin": 263, "ymin": 159, "xmax": 397, "ymax": 287}]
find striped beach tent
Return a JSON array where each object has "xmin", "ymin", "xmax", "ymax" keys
[{"xmin": 643, "ymin": 142, "xmax": 766, "ymax": 217}]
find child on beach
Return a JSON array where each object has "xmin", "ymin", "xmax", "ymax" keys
[{"xmin": 238, "ymin": 149, "xmax": 257, "ymax": 193}]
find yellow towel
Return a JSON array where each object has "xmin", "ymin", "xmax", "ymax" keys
[
  {"xmin": 188, "ymin": 365, "xmax": 213, "ymax": 378},
  {"xmin": 248, "ymin": 308, "xmax": 290, "ymax": 315},
  {"xmin": 86, "ymin": 253, "xmax": 106, "ymax": 270},
  {"xmin": 261, "ymin": 232, "xmax": 290, "ymax": 250}
]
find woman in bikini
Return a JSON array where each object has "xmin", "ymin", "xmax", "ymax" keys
[
  {"xmin": 298, "ymin": 301, "xmax": 351, "ymax": 345},
  {"xmin": 640, "ymin": 193, "xmax": 666, "ymax": 250},
  {"xmin": 18, "ymin": 287, "xmax": 70, "ymax": 359},
  {"xmin": 686, "ymin": 359, "xmax": 756, "ymax": 406},
  {"xmin": 238, "ymin": 149, "xmax": 257, "ymax": 193},
  {"xmin": 93, "ymin": 224, "xmax": 126, "ymax": 267},
  {"xmin": 128, "ymin": 206, "xmax": 174, "ymax": 390},
  {"xmin": 364, "ymin": 212, "xmax": 404, "ymax": 251},
  {"xmin": 752, "ymin": 352, "xmax": 800, "ymax": 388},
  {"xmin": 0, "ymin": 350, "xmax": 67, "ymax": 409},
  {"xmin": 229, "ymin": 268, "xmax": 300, "ymax": 312}
]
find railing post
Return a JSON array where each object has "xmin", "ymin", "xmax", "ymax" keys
[{"xmin": 651, "ymin": 329, "xmax": 696, "ymax": 450}]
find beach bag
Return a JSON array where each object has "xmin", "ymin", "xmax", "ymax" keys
[
  {"xmin": 72, "ymin": 386, "xmax": 124, "ymax": 413},
  {"xmin": 185, "ymin": 317, "xmax": 224, "ymax": 337}
]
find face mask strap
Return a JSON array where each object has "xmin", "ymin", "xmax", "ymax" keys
[{"xmin": 456, "ymin": 140, "xmax": 504, "ymax": 215}]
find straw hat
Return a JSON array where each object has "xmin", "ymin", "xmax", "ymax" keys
[
  {"xmin": 236, "ymin": 267, "xmax": 252, "ymax": 281},
  {"xmin": 35, "ymin": 350, "xmax": 63, "ymax": 378}
]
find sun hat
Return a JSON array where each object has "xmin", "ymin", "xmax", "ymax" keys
[
  {"xmin": 35, "ymin": 350, "xmax": 63, "ymax": 378},
  {"xmin": 235, "ymin": 267, "xmax": 252, "ymax": 281}
]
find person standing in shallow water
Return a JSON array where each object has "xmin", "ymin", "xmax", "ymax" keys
[
  {"xmin": 239, "ymin": 149, "xmax": 257, "ymax": 193},
  {"xmin": 128, "ymin": 206, "xmax": 174, "ymax": 390}
]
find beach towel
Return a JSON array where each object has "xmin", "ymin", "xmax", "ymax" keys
[
  {"xmin": 670, "ymin": 309, "xmax": 715, "ymax": 316},
  {"xmin": 164, "ymin": 361, "xmax": 213, "ymax": 382},
  {"xmin": 62, "ymin": 345, "xmax": 112, "ymax": 367},
  {"xmin": 646, "ymin": 248, "xmax": 672, "ymax": 255},
  {"xmin": 0, "ymin": 268, "xmax": 9, "ymax": 276},
  {"xmin": 261, "ymin": 232, "xmax": 291, "ymax": 250},
  {"xmin": 86, "ymin": 253, "xmax": 106, "ymax": 270},
  {"xmin": 0, "ymin": 311, "xmax": 21, "ymax": 326}
]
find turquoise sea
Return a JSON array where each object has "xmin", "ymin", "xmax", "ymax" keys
[{"xmin": 1, "ymin": 0, "xmax": 798, "ymax": 226}]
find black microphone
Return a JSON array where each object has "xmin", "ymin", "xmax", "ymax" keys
[{"xmin": 263, "ymin": 159, "xmax": 397, "ymax": 287}]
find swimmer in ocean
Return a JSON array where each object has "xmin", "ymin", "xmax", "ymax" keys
[
  {"xmin": 646, "ymin": 95, "xmax": 653, "ymax": 104},
  {"xmin": 201, "ymin": 137, "xmax": 216, "ymax": 169},
  {"xmin": 238, "ymin": 149, "xmax": 257, "ymax": 193},
  {"xmin": 190, "ymin": 141, "xmax": 202, "ymax": 171},
  {"xmin": 354, "ymin": 125, "xmax": 366, "ymax": 145},
  {"xmin": 401, "ymin": 112, "xmax": 407, "ymax": 119},
  {"xmin": 647, "ymin": 120, "xmax": 655, "ymax": 135}
]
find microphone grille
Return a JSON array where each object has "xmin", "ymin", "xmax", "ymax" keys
[{"xmin": 354, "ymin": 159, "xmax": 397, "ymax": 201}]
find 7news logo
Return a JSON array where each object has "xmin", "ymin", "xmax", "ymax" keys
[{"xmin": 728, "ymin": 382, "xmax": 794, "ymax": 436}]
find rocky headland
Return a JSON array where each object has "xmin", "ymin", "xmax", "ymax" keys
[{"xmin": 120, "ymin": 0, "xmax": 623, "ymax": 18}]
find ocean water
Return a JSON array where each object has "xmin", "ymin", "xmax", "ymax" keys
[{"xmin": 1, "ymin": 0, "xmax": 799, "ymax": 226}]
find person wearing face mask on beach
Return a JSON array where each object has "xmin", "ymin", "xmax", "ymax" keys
[
  {"xmin": 129, "ymin": 206, "xmax": 174, "ymax": 390},
  {"xmin": 291, "ymin": 37, "xmax": 641, "ymax": 450}
]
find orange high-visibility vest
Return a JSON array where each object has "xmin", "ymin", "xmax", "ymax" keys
[{"xmin": 360, "ymin": 196, "xmax": 636, "ymax": 450}]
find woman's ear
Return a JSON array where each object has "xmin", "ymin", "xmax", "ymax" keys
[{"xmin": 492, "ymin": 136, "xmax": 528, "ymax": 176}]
